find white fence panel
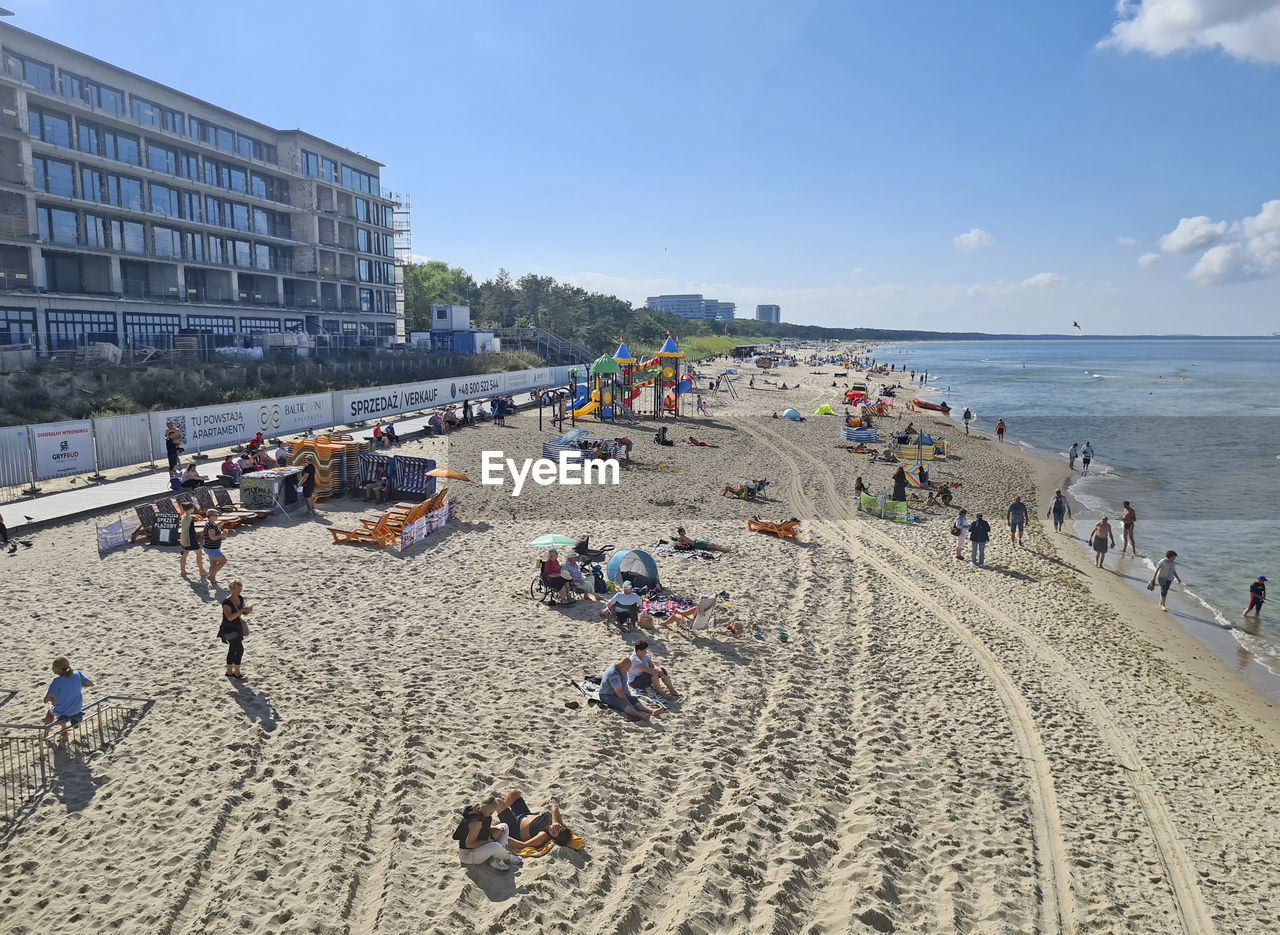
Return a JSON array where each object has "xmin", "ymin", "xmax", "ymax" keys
[
  {"xmin": 0, "ymin": 425, "xmax": 32, "ymax": 488},
  {"xmin": 93, "ymin": 414, "xmax": 153, "ymax": 472},
  {"xmin": 32, "ymin": 420, "xmax": 93, "ymax": 480}
]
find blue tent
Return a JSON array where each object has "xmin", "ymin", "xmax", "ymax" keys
[
  {"xmin": 781, "ymin": 408, "xmax": 802, "ymax": 421},
  {"xmin": 606, "ymin": 548, "xmax": 659, "ymax": 586}
]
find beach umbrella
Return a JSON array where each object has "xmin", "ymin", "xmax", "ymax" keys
[
  {"xmin": 426, "ymin": 468, "xmax": 471, "ymax": 482},
  {"xmin": 530, "ymin": 533, "xmax": 578, "ymax": 549}
]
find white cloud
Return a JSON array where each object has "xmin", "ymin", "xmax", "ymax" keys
[
  {"xmin": 1138, "ymin": 251, "xmax": 1160, "ymax": 268},
  {"xmin": 1118, "ymin": 236, "xmax": 1138, "ymax": 247},
  {"xmin": 953, "ymin": 228, "xmax": 995, "ymax": 251},
  {"xmin": 1159, "ymin": 215, "xmax": 1227, "ymax": 253},
  {"xmin": 1100, "ymin": 0, "xmax": 1280, "ymax": 64},
  {"xmin": 1172, "ymin": 199, "xmax": 1280, "ymax": 284},
  {"xmin": 1021, "ymin": 272, "xmax": 1064, "ymax": 288},
  {"xmin": 1190, "ymin": 243, "xmax": 1244, "ymax": 283}
]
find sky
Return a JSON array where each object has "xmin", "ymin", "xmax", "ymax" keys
[{"xmin": 12, "ymin": 0, "xmax": 1280, "ymax": 334}]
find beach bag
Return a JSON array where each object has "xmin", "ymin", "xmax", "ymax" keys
[{"xmin": 950, "ymin": 523, "xmax": 961, "ymax": 536}]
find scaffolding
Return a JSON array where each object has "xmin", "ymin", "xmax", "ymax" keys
[{"xmin": 388, "ymin": 192, "xmax": 412, "ymax": 343}]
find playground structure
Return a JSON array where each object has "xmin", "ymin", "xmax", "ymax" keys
[{"xmin": 568, "ymin": 333, "xmax": 692, "ymax": 422}]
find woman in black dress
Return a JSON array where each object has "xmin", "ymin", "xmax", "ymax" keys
[
  {"xmin": 892, "ymin": 465, "xmax": 908, "ymax": 502},
  {"xmin": 300, "ymin": 456, "xmax": 317, "ymax": 514},
  {"xmin": 219, "ymin": 578, "xmax": 252, "ymax": 679}
]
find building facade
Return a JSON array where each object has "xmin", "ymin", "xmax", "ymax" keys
[
  {"xmin": 0, "ymin": 24, "xmax": 405, "ymax": 353},
  {"xmin": 645, "ymin": 294, "xmax": 736, "ymax": 323},
  {"xmin": 755, "ymin": 304, "xmax": 780, "ymax": 323}
]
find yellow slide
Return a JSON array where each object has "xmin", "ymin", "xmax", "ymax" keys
[{"xmin": 572, "ymin": 390, "xmax": 600, "ymax": 418}]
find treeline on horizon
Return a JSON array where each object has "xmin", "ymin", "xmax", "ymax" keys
[{"xmin": 401, "ymin": 260, "xmax": 1089, "ymax": 356}]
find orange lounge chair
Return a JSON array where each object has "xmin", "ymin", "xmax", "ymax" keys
[
  {"xmin": 329, "ymin": 511, "xmax": 396, "ymax": 548},
  {"xmin": 747, "ymin": 518, "xmax": 799, "ymax": 540}
]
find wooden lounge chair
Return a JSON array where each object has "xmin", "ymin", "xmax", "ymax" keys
[
  {"xmin": 747, "ymin": 517, "xmax": 799, "ymax": 540},
  {"xmin": 329, "ymin": 510, "xmax": 396, "ymax": 548},
  {"xmin": 131, "ymin": 503, "xmax": 158, "ymax": 543},
  {"xmin": 213, "ymin": 485, "xmax": 269, "ymax": 521}
]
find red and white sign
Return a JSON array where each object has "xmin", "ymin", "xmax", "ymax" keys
[{"xmin": 33, "ymin": 420, "xmax": 94, "ymax": 480}]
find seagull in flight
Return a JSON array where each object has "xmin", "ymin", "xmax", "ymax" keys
[{"xmin": 1072, "ymin": 321, "xmax": 1082, "ymax": 331}]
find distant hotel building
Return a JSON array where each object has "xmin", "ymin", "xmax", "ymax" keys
[
  {"xmin": 755, "ymin": 304, "xmax": 780, "ymax": 323},
  {"xmin": 0, "ymin": 23, "xmax": 406, "ymax": 354},
  {"xmin": 645, "ymin": 293, "xmax": 735, "ymax": 323}
]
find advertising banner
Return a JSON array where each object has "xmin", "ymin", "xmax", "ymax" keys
[
  {"xmin": 32, "ymin": 420, "xmax": 94, "ymax": 480},
  {"xmin": 150, "ymin": 394, "xmax": 332, "ymax": 459}
]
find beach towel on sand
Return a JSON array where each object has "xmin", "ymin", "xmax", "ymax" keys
[
  {"xmin": 655, "ymin": 543, "xmax": 721, "ymax": 562},
  {"xmin": 513, "ymin": 835, "xmax": 586, "ymax": 858}
]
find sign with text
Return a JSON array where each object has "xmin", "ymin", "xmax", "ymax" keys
[
  {"xmin": 150, "ymin": 394, "xmax": 332, "ymax": 458},
  {"xmin": 33, "ymin": 420, "xmax": 94, "ymax": 480}
]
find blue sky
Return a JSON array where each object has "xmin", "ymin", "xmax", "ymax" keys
[{"xmin": 15, "ymin": 1, "xmax": 1280, "ymax": 333}]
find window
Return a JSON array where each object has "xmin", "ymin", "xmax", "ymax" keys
[
  {"xmin": 284, "ymin": 318, "xmax": 305, "ymax": 332},
  {"xmin": 45, "ymin": 311, "xmax": 118, "ymax": 350},
  {"xmin": 374, "ymin": 290, "xmax": 382, "ymax": 313},
  {"xmin": 183, "ymin": 231, "xmax": 204, "ymax": 262},
  {"xmin": 321, "ymin": 157, "xmax": 338, "ymax": 182},
  {"xmin": 237, "ymin": 135, "xmax": 254, "ymax": 159},
  {"xmin": 152, "ymin": 225, "xmax": 181, "ymax": 259},
  {"xmin": 355, "ymin": 198, "xmax": 369, "ymax": 222},
  {"xmin": 98, "ymin": 86, "xmax": 124, "ymax": 116},
  {"xmin": 80, "ymin": 167, "xmax": 103, "ymax": 203},
  {"xmin": 106, "ymin": 175, "xmax": 144, "ymax": 211},
  {"xmin": 228, "ymin": 166, "xmax": 247, "ymax": 194},
  {"xmin": 82, "ymin": 213, "xmax": 107, "ymax": 249},
  {"xmin": 181, "ymin": 192, "xmax": 201, "ymax": 223},
  {"xmin": 357, "ymin": 259, "xmax": 372, "ymax": 282},
  {"xmin": 78, "ymin": 123, "xmax": 99, "ymax": 155},
  {"xmin": 207, "ymin": 235, "xmax": 225, "ymax": 265},
  {"xmin": 216, "ymin": 127, "xmax": 234, "ymax": 152},
  {"xmin": 98, "ymin": 128, "xmax": 140, "ymax": 165},
  {"xmin": 359, "ymin": 288, "xmax": 373, "ymax": 313},
  {"xmin": 179, "ymin": 151, "xmax": 198, "ymax": 179},
  {"xmin": 251, "ymin": 172, "xmax": 289, "ymax": 204},
  {"xmin": 147, "ymin": 141, "xmax": 178, "ymax": 175},
  {"xmin": 36, "ymin": 206, "xmax": 78, "ymax": 245},
  {"xmin": 150, "ymin": 183, "xmax": 180, "ymax": 218},
  {"xmin": 187, "ymin": 315, "xmax": 236, "ymax": 333},
  {"xmin": 229, "ymin": 203, "xmax": 249, "ymax": 232},
  {"xmin": 254, "ymin": 243, "xmax": 270, "ymax": 270},
  {"xmin": 240, "ymin": 317, "xmax": 282, "ymax": 333},
  {"xmin": 0, "ymin": 309, "xmax": 37, "ymax": 346},
  {"xmin": 252, "ymin": 207, "xmax": 268, "ymax": 236},
  {"xmin": 357, "ymin": 229, "xmax": 371, "ymax": 252},
  {"xmin": 33, "ymin": 156, "xmax": 75, "ymax": 197},
  {"xmin": 27, "ymin": 108, "xmax": 71, "ymax": 147},
  {"xmin": 119, "ymin": 220, "xmax": 145, "ymax": 255},
  {"xmin": 301, "ymin": 150, "xmax": 319, "ymax": 177},
  {"xmin": 205, "ymin": 196, "xmax": 223, "ymax": 226},
  {"xmin": 131, "ymin": 97, "xmax": 183, "ymax": 133},
  {"xmin": 342, "ymin": 164, "xmax": 376, "ymax": 194},
  {"xmin": 124, "ymin": 313, "xmax": 182, "ymax": 341},
  {"xmin": 232, "ymin": 239, "xmax": 252, "ymax": 267},
  {"xmin": 4, "ymin": 53, "xmax": 54, "ymax": 92}
]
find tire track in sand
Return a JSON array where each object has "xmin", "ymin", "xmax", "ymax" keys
[
  {"xmin": 740, "ymin": 419, "xmax": 1075, "ymax": 935},
  {"xmin": 755, "ymin": 419, "xmax": 1217, "ymax": 935}
]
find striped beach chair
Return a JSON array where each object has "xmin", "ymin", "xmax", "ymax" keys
[{"xmin": 389, "ymin": 456, "xmax": 437, "ymax": 497}]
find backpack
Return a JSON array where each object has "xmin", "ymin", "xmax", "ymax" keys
[{"xmin": 451, "ymin": 808, "xmax": 482, "ymax": 843}]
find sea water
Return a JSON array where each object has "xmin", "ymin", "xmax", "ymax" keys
[{"xmin": 874, "ymin": 338, "xmax": 1280, "ymax": 689}]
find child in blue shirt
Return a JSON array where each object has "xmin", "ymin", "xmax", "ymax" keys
[{"xmin": 43, "ymin": 656, "xmax": 94, "ymax": 742}]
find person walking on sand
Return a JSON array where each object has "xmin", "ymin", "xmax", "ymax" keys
[
  {"xmin": 996, "ymin": 419, "xmax": 1006, "ymax": 442},
  {"xmin": 202, "ymin": 509, "xmax": 229, "ymax": 586},
  {"xmin": 969, "ymin": 512, "xmax": 991, "ymax": 567},
  {"xmin": 42, "ymin": 657, "xmax": 93, "ymax": 742},
  {"xmin": 218, "ymin": 578, "xmax": 252, "ymax": 678},
  {"xmin": 1068, "ymin": 442, "xmax": 1079, "ymax": 472},
  {"xmin": 1006, "ymin": 495, "xmax": 1027, "ymax": 547},
  {"xmin": 953, "ymin": 509, "xmax": 970, "ymax": 561},
  {"xmin": 1147, "ymin": 551, "xmax": 1181, "ymax": 611},
  {"xmin": 299, "ymin": 455, "xmax": 318, "ymax": 514},
  {"xmin": 1120, "ymin": 501, "xmax": 1137, "ymax": 555},
  {"xmin": 1081, "ymin": 441, "xmax": 1094, "ymax": 476},
  {"xmin": 164, "ymin": 421, "xmax": 182, "ymax": 476},
  {"xmin": 962, "ymin": 408, "xmax": 972, "ymax": 435},
  {"xmin": 1090, "ymin": 516, "xmax": 1115, "ymax": 568},
  {"xmin": 1048, "ymin": 490, "xmax": 1071, "ymax": 533},
  {"xmin": 179, "ymin": 500, "xmax": 206, "ymax": 579},
  {"xmin": 1243, "ymin": 575, "xmax": 1266, "ymax": 620}
]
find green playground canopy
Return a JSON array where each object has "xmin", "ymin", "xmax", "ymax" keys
[{"xmin": 591, "ymin": 354, "xmax": 620, "ymax": 374}]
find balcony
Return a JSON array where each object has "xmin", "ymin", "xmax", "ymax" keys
[{"xmin": 0, "ymin": 267, "xmax": 35, "ymax": 291}]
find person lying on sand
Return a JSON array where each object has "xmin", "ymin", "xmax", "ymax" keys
[
  {"xmin": 674, "ymin": 526, "xmax": 733, "ymax": 553},
  {"xmin": 495, "ymin": 788, "xmax": 575, "ymax": 848},
  {"xmin": 684, "ymin": 436, "xmax": 718, "ymax": 447},
  {"xmin": 722, "ymin": 479, "xmax": 767, "ymax": 498},
  {"xmin": 599, "ymin": 657, "xmax": 665, "ymax": 722}
]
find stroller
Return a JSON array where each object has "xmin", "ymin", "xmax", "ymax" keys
[{"xmin": 573, "ymin": 536, "xmax": 613, "ymax": 564}]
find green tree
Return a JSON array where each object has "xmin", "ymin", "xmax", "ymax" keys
[{"xmin": 403, "ymin": 260, "xmax": 479, "ymax": 331}]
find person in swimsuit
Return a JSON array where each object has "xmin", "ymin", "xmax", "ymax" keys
[
  {"xmin": 202, "ymin": 509, "xmax": 229, "ymax": 586},
  {"xmin": 179, "ymin": 500, "xmax": 206, "ymax": 578},
  {"xmin": 495, "ymin": 789, "xmax": 574, "ymax": 849},
  {"xmin": 1120, "ymin": 501, "xmax": 1137, "ymax": 555},
  {"xmin": 1081, "ymin": 442, "xmax": 1094, "ymax": 476},
  {"xmin": 996, "ymin": 419, "xmax": 1006, "ymax": 442},
  {"xmin": 674, "ymin": 527, "xmax": 732, "ymax": 553},
  {"xmin": 1068, "ymin": 442, "xmax": 1078, "ymax": 472},
  {"xmin": 1090, "ymin": 517, "xmax": 1115, "ymax": 568},
  {"xmin": 218, "ymin": 578, "xmax": 252, "ymax": 678},
  {"xmin": 1243, "ymin": 575, "xmax": 1266, "ymax": 620},
  {"xmin": 1048, "ymin": 489, "xmax": 1070, "ymax": 532}
]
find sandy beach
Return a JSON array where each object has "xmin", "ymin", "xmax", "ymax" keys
[{"xmin": 2, "ymin": 353, "xmax": 1278, "ymax": 935}]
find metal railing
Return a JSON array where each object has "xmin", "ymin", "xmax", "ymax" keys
[
  {"xmin": 0, "ymin": 269, "xmax": 36, "ymax": 292},
  {"xmin": 1, "ymin": 695, "xmax": 154, "ymax": 829},
  {"xmin": 492, "ymin": 325, "xmax": 594, "ymax": 365}
]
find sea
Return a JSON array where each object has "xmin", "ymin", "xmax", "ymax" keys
[{"xmin": 873, "ymin": 337, "xmax": 1280, "ymax": 698}]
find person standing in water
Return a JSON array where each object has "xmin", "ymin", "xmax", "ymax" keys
[
  {"xmin": 1090, "ymin": 516, "xmax": 1115, "ymax": 569},
  {"xmin": 1068, "ymin": 442, "xmax": 1079, "ymax": 472},
  {"xmin": 1243, "ymin": 575, "xmax": 1266, "ymax": 620},
  {"xmin": 996, "ymin": 419, "xmax": 1006, "ymax": 443},
  {"xmin": 1120, "ymin": 501, "xmax": 1137, "ymax": 555},
  {"xmin": 962, "ymin": 408, "xmax": 972, "ymax": 435},
  {"xmin": 1047, "ymin": 490, "xmax": 1071, "ymax": 533},
  {"xmin": 1148, "ymin": 550, "xmax": 1181, "ymax": 611},
  {"xmin": 1081, "ymin": 441, "xmax": 1094, "ymax": 476}
]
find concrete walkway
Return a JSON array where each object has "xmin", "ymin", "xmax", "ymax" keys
[{"xmin": 0, "ymin": 394, "xmax": 546, "ymax": 535}]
